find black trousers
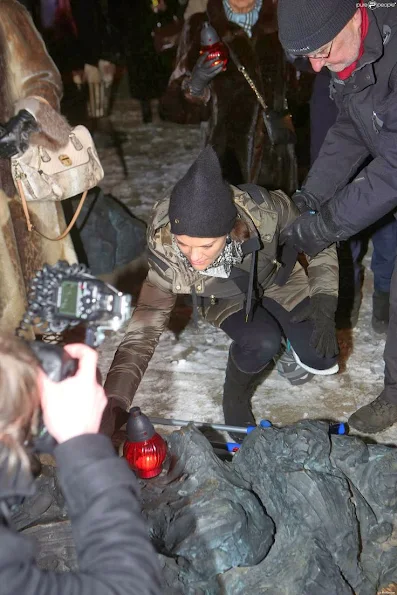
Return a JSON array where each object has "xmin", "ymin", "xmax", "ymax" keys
[
  {"xmin": 220, "ymin": 297, "xmax": 337, "ymax": 374},
  {"xmin": 383, "ymin": 257, "xmax": 397, "ymax": 402}
]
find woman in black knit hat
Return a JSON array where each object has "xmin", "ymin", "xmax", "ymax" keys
[{"xmin": 102, "ymin": 146, "xmax": 339, "ymax": 443}]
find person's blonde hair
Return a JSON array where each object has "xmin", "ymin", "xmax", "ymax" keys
[{"xmin": 0, "ymin": 334, "xmax": 40, "ymax": 471}]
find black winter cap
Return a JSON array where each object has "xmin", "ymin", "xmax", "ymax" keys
[
  {"xmin": 277, "ymin": 0, "xmax": 358, "ymax": 56},
  {"xmin": 169, "ymin": 145, "xmax": 237, "ymax": 238}
]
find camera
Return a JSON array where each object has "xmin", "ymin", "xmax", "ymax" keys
[
  {"xmin": 17, "ymin": 260, "xmax": 132, "ymax": 452},
  {"xmin": 19, "ymin": 260, "xmax": 132, "ymax": 346}
]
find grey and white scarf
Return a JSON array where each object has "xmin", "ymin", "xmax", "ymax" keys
[{"xmin": 172, "ymin": 235, "xmax": 244, "ymax": 278}]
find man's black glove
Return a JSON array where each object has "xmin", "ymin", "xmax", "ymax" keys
[
  {"xmin": 291, "ymin": 294, "xmax": 339, "ymax": 359},
  {"xmin": 280, "ymin": 210, "xmax": 335, "ymax": 257},
  {"xmin": 291, "ymin": 189, "xmax": 319, "ymax": 213},
  {"xmin": 0, "ymin": 109, "xmax": 38, "ymax": 158},
  {"xmin": 189, "ymin": 52, "xmax": 224, "ymax": 97}
]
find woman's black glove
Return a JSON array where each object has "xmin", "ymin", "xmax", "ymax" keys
[
  {"xmin": 291, "ymin": 294, "xmax": 339, "ymax": 359},
  {"xmin": 0, "ymin": 109, "xmax": 38, "ymax": 158},
  {"xmin": 189, "ymin": 52, "xmax": 223, "ymax": 97}
]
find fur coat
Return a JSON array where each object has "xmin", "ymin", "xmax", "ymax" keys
[
  {"xmin": 0, "ymin": 1, "xmax": 76, "ymax": 336},
  {"xmin": 160, "ymin": 0, "xmax": 297, "ymax": 192}
]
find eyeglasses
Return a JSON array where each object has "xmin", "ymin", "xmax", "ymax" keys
[{"xmin": 305, "ymin": 39, "xmax": 334, "ymax": 59}]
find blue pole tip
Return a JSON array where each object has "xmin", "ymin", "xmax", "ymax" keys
[
  {"xmin": 246, "ymin": 425, "xmax": 257, "ymax": 434},
  {"xmin": 329, "ymin": 422, "xmax": 347, "ymax": 435}
]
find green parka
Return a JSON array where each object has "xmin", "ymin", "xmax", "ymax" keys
[{"xmin": 104, "ymin": 185, "xmax": 338, "ymax": 411}]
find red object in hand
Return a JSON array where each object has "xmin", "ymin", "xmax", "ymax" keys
[
  {"xmin": 200, "ymin": 22, "xmax": 228, "ymax": 71},
  {"xmin": 200, "ymin": 43, "xmax": 229, "ymax": 71},
  {"xmin": 123, "ymin": 407, "xmax": 167, "ymax": 479}
]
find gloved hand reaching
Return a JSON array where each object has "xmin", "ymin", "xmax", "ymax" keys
[
  {"xmin": 280, "ymin": 210, "xmax": 335, "ymax": 257},
  {"xmin": 291, "ymin": 189, "xmax": 319, "ymax": 213},
  {"xmin": 0, "ymin": 109, "xmax": 38, "ymax": 158},
  {"xmin": 189, "ymin": 52, "xmax": 224, "ymax": 97},
  {"xmin": 291, "ymin": 294, "xmax": 339, "ymax": 359}
]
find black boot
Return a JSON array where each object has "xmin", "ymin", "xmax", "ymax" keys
[
  {"xmin": 348, "ymin": 390, "xmax": 397, "ymax": 433},
  {"xmin": 372, "ymin": 290, "xmax": 390, "ymax": 334},
  {"xmin": 222, "ymin": 348, "xmax": 264, "ymax": 444},
  {"xmin": 140, "ymin": 99, "xmax": 152, "ymax": 124}
]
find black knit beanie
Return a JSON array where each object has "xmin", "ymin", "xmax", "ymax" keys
[
  {"xmin": 277, "ymin": 0, "xmax": 358, "ymax": 56},
  {"xmin": 169, "ymin": 146, "xmax": 237, "ymax": 237}
]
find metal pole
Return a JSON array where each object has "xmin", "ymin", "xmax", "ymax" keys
[
  {"xmin": 150, "ymin": 416, "xmax": 256, "ymax": 435},
  {"xmin": 150, "ymin": 417, "xmax": 347, "ymax": 437}
]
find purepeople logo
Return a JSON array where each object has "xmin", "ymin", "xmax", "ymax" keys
[{"xmin": 357, "ymin": 1, "xmax": 396, "ymax": 7}]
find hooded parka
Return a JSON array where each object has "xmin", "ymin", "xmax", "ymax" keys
[{"xmin": 104, "ymin": 184, "xmax": 338, "ymax": 412}]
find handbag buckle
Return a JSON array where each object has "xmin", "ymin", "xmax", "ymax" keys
[
  {"xmin": 12, "ymin": 163, "xmax": 26, "ymax": 180},
  {"xmin": 58, "ymin": 154, "xmax": 73, "ymax": 167}
]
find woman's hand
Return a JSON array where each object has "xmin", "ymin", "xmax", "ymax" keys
[
  {"xmin": 188, "ymin": 53, "xmax": 224, "ymax": 97},
  {"xmin": 0, "ymin": 110, "xmax": 38, "ymax": 158},
  {"xmin": 291, "ymin": 294, "xmax": 339, "ymax": 358}
]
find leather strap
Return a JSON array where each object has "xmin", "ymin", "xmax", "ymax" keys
[
  {"xmin": 30, "ymin": 95, "xmax": 50, "ymax": 106},
  {"xmin": 204, "ymin": 13, "xmax": 270, "ymax": 112},
  {"xmin": 223, "ymin": 40, "xmax": 269, "ymax": 111},
  {"xmin": 17, "ymin": 178, "xmax": 87, "ymax": 241}
]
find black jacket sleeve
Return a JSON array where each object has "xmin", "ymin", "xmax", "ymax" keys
[
  {"xmin": 303, "ymin": 106, "xmax": 370, "ymax": 207},
  {"xmin": 320, "ymin": 158, "xmax": 397, "ymax": 240},
  {"xmin": 0, "ymin": 435, "xmax": 162, "ymax": 595},
  {"xmin": 316, "ymin": 101, "xmax": 397, "ymax": 240}
]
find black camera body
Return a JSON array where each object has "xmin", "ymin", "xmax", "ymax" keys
[
  {"xmin": 18, "ymin": 260, "xmax": 132, "ymax": 453},
  {"xmin": 20, "ymin": 260, "xmax": 132, "ymax": 345}
]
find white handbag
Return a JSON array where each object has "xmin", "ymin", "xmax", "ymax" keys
[{"xmin": 11, "ymin": 124, "xmax": 104, "ymax": 240}]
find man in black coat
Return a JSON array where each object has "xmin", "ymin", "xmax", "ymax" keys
[
  {"xmin": 0, "ymin": 340, "xmax": 162, "ymax": 595},
  {"xmin": 115, "ymin": 0, "xmax": 181, "ymax": 123},
  {"xmin": 277, "ymin": 0, "xmax": 397, "ymax": 433},
  {"xmin": 309, "ymin": 67, "xmax": 397, "ymax": 335}
]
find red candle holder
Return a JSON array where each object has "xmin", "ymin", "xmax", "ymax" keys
[
  {"xmin": 123, "ymin": 407, "xmax": 167, "ymax": 479},
  {"xmin": 200, "ymin": 22, "xmax": 229, "ymax": 71}
]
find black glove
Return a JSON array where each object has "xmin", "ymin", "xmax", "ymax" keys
[
  {"xmin": 291, "ymin": 189, "xmax": 319, "ymax": 213},
  {"xmin": 0, "ymin": 109, "xmax": 38, "ymax": 158},
  {"xmin": 291, "ymin": 294, "xmax": 339, "ymax": 359},
  {"xmin": 189, "ymin": 52, "xmax": 224, "ymax": 97},
  {"xmin": 280, "ymin": 210, "xmax": 335, "ymax": 257}
]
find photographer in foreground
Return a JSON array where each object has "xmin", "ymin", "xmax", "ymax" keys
[{"xmin": 0, "ymin": 335, "xmax": 161, "ymax": 595}]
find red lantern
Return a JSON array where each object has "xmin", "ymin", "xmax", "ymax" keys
[
  {"xmin": 199, "ymin": 22, "xmax": 229, "ymax": 72},
  {"xmin": 123, "ymin": 407, "xmax": 167, "ymax": 479}
]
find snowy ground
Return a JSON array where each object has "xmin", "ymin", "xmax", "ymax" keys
[{"xmin": 97, "ymin": 97, "xmax": 395, "ymax": 445}]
